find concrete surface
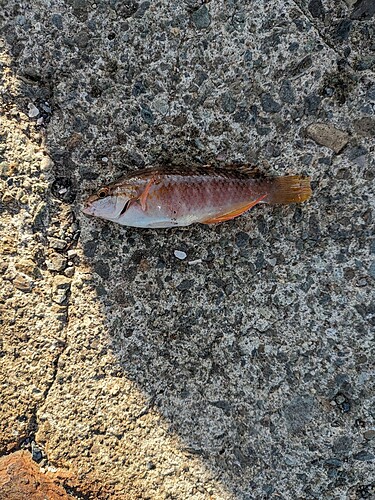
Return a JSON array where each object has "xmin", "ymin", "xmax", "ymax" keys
[
  {"xmin": 0, "ymin": 450, "xmax": 73, "ymax": 499},
  {"xmin": 1, "ymin": 0, "xmax": 374, "ymax": 498}
]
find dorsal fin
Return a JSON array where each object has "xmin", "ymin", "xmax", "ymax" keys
[
  {"xmin": 109, "ymin": 164, "xmax": 264, "ymax": 184},
  {"xmin": 219, "ymin": 164, "xmax": 263, "ymax": 177}
]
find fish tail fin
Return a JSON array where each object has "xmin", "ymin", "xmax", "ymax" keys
[{"xmin": 266, "ymin": 176, "xmax": 312, "ymax": 204}]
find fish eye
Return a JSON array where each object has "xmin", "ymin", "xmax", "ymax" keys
[{"xmin": 98, "ymin": 188, "xmax": 108, "ymax": 199}]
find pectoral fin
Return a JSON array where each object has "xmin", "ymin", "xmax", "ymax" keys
[
  {"xmin": 202, "ymin": 194, "xmax": 267, "ymax": 224},
  {"xmin": 138, "ymin": 177, "xmax": 156, "ymax": 211}
]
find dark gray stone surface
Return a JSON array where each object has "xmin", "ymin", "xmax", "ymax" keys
[{"xmin": 1, "ymin": 0, "xmax": 374, "ymax": 498}]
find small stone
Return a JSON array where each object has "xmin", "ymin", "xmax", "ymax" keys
[
  {"xmin": 284, "ymin": 395, "xmax": 316, "ymax": 433},
  {"xmin": 28, "ymin": 103, "xmax": 39, "ymax": 118},
  {"xmin": 343, "ymin": 0, "xmax": 357, "ymax": 7},
  {"xmin": 350, "ymin": 0, "xmax": 375, "ymax": 21},
  {"xmin": 51, "ymin": 14, "xmax": 63, "ymax": 30},
  {"xmin": 235, "ymin": 231, "xmax": 250, "ymax": 248},
  {"xmin": 367, "ymin": 84, "xmax": 375, "ymax": 101},
  {"xmin": 75, "ymin": 30, "xmax": 90, "ymax": 48},
  {"xmin": 153, "ymin": 98, "xmax": 169, "ymax": 116},
  {"xmin": 2, "ymin": 192, "xmax": 13, "ymax": 203},
  {"xmin": 53, "ymin": 290, "xmax": 68, "ymax": 304},
  {"xmin": 233, "ymin": 107, "xmax": 249, "ymax": 123},
  {"xmin": 40, "ymin": 157, "xmax": 53, "ymax": 172},
  {"xmin": 191, "ymin": 5, "xmax": 211, "ymax": 29},
  {"xmin": 13, "ymin": 274, "xmax": 33, "ymax": 292},
  {"xmin": 94, "ymin": 261, "xmax": 110, "ymax": 280},
  {"xmin": 355, "ymin": 56, "xmax": 375, "ymax": 72},
  {"xmin": 353, "ymin": 117, "xmax": 375, "ymax": 137},
  {"xmin": 304, "ymin": 94, "xmax": 321, "ymax": 115},
  {"xmin": 15, "ymin": 258, "xmax": 40, "ymax": 278},
  {"xmin": 46, "ymin": 254, "xmax": 67, "ymax": 272},
  {"xmin": 31, "ymin": 442, "xmax": 43, "ymax": 463},
  {"xmin": 308, "ymin": 0, "xmax": 325, "ymax": 18},
  {"xmin": 140, "ymin": 104, "xmax": 154, "ymax": 125},
  {"xmin": 134, "ymin": 1, "xmax": 150, "ymax": 18},
  {"xmin": 364, "ymin": 430, "xmax": 375, "ymax": 440},
  {"xmin": 174, "ymin": 250, "xmax": 187, "ymax": 260},
  {"xmin": 279, "ymin": 79, "xmax": 295, "ymax": 104},
  {"xmin": 353, "ymin": 451, "xmax": 374, "ymax": 461},
  {"xmin": 0, "ymin": 161, "xmax": 10, "ymax": 177},
  {"xmin": 261, "ymin": 93, "xmax": 281, "ymax": 113},
  {"xmin": 33, "ymin": 202, "xmax": 48, "ymax": 230},
  {"xmin": 177, "ymin": 279, "xmax": 194, "ymax": 291},
  {"xmin": 64, "ymin": 267, "xmax": 75, "ymax": 278},
  {"xmin": 347, "ymin": 144, "xmax": 368, "ymax": 160},
  {"xmin": 335, "ymin": 19, "xmax": 352, "ymax": 41},
  {"xmin": 53, "ymin": 275, "xmax": 71, "ymax": 292},
  {"xmin": 306, "ymin": 123, "xmax": 349, "ymax": 153},
  {"xmin": 48, "ymin": 237, "xmax": 66, "ymax": 250},
  {"xmin": 302, "ymin": 153, "xmax": 313, "ymax": 165},
  {"xmin": 220, "ymin": 93, "xmax": 237, "ymax": 113}
]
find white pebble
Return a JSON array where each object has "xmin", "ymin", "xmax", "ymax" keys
[
  {"xmin": 28, "ymin": 103, "xmax": 39, "ymax": 118},
  {"xmin": 188, "ymin": 259, "xmax": 202, "ymax": 266},
  {"xmin": 174, "ymin": 250, "xmax": 187, "ymax": 260}
]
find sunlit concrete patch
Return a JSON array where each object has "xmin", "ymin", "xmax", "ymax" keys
[
  {"xmin": 36, "ymin": 265, "xmax": 232, "ymax": 498},
  {"xmin": 0, "ymin": 41, "xmax": 67, "ymax": 456}
]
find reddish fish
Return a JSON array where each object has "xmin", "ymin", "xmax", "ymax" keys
[{"xmin": 82, "ymin": 165, "xmax": 311, "ymax": 228}]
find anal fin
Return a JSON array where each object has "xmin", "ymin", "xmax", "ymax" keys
[{"xmin": 202, "ymin": 194, "xmax": 267, "ymax": 224}]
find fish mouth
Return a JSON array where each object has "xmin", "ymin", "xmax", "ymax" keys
[{"xmin": 82, "ymin": 203, "xmax": 95, "ymax": 216}]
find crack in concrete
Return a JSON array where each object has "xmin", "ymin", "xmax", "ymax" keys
[
  {"xmin": 42, "ymin": 334, "xmax": 69, "ymax": 403},
  {"xmin": 289, "ymin": 0, "xmax": 348, "ymax": 63}
]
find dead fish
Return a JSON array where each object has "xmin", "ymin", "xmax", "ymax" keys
[{"xmin": 82, "ymin": 165, "xmax": 312, "ymax": 228}]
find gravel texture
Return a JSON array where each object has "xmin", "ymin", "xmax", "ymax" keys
[{"xmin": 1, "ymin": 1, "xmax": 374, "ymax": 498}]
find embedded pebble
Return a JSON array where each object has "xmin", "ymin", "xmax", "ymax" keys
[
  {"xmin": 64, "ymin": 266, "xmax": 75, "ymax": 278},
  {"xmin": 27, "ymin": 103, "xmax": 39, "ymax": 118},
  {"xmin": 191, "ymin": 6, "xmax": 211, "ymax": 29},
  {"xmin": 15, "ymin": 258, "xmax": 40, "ymax": 278},
  {"xmin": 48, "ymin": 237, "xmax": 66, "ymax": 250},
  {"xmin": 306, "ymin": 123, "xmax": 349, "ymax": 153},
  {"xmin": 188, "ymin": 259, "xmax": 202, "ymax": 266},
  {"xmin": 13, "ymin": 274, "xmax": 33, "ymax": 292},
  {"xmin": 52, "ymin": 275, "xmax": 71, "ymax": 303},
  {"xmin": 53, "ymin": 274, "xmax": 71, "ymax": 289},
  {"xmin": 46, "ymin": 254, "xmax": 67, "ymax": 272},
  {"xmin": 174, "ymin": 250, "xmax": 187, "ymax": 260}
]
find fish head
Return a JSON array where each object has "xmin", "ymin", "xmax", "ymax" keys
[{"xmin": 82, "ymin": 182, "xmax": 136, "ymax": 221}]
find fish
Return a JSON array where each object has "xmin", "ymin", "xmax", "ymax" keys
[{"xmin": 82, "ymin": 165, "xmax": 312, "ymax": 228}]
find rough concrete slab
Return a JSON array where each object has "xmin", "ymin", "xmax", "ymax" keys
[{"xmin": 1, "ymin": 0, "xmax": 374, "ymax": 498}]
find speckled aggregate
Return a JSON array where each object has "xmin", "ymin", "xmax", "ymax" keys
[{"xmin": 1, "ymin": 1, "xmax": 374, "ymax": 498}]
